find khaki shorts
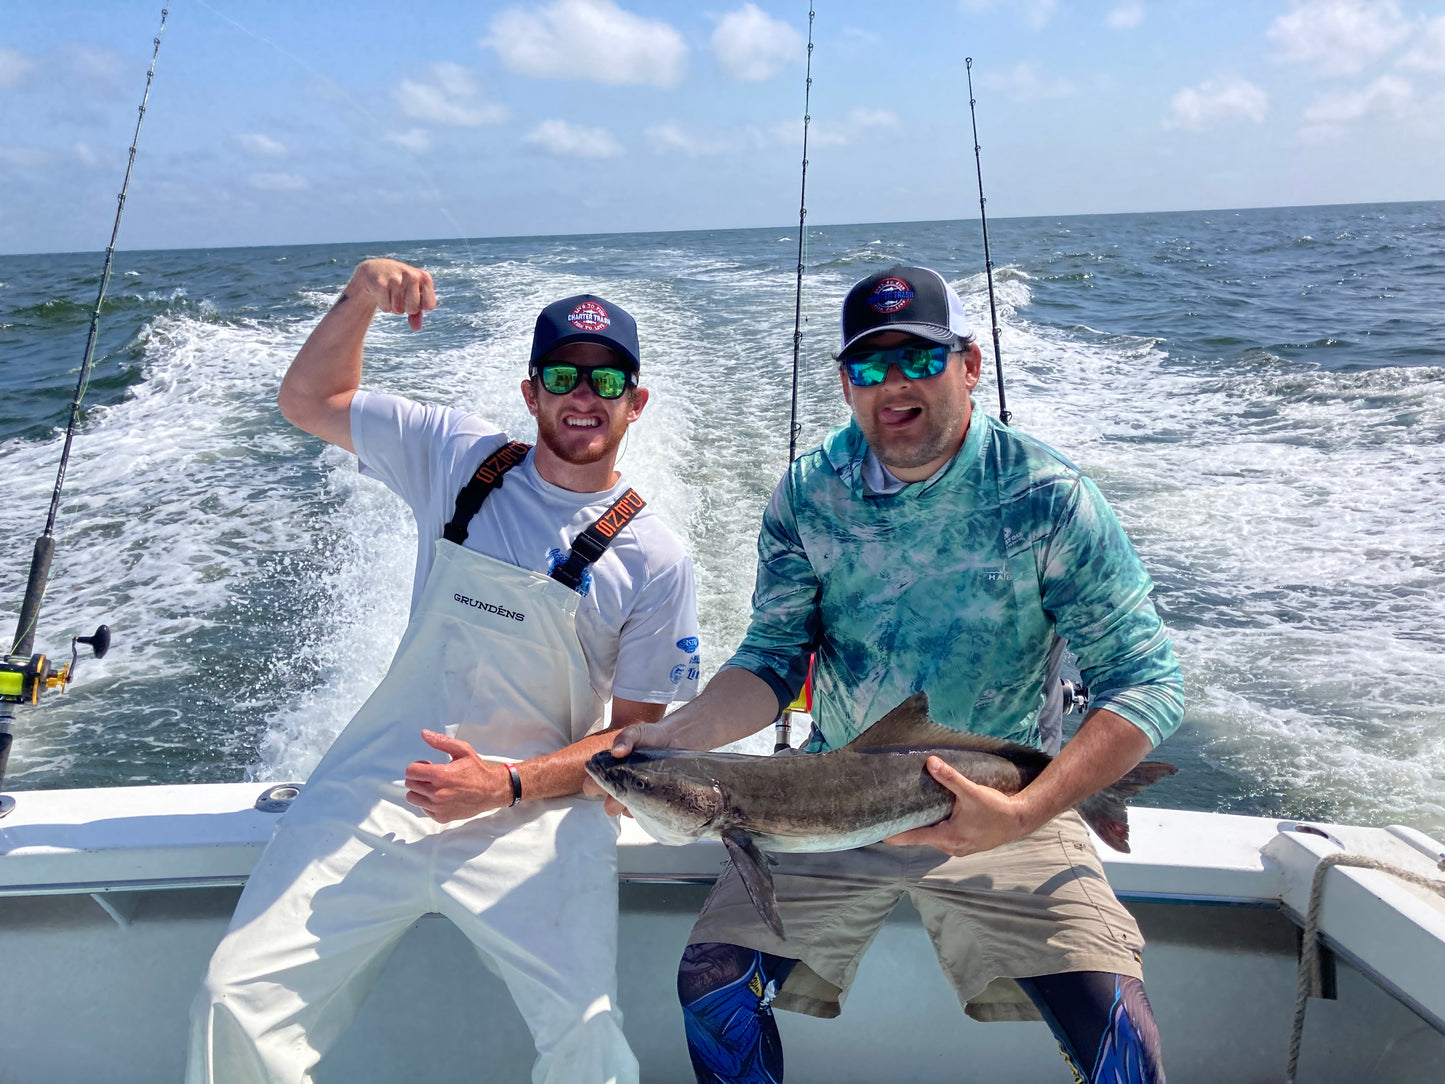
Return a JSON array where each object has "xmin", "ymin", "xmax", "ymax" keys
[{"xmin": 687, "ymin": 810, "xmax": 1143, "ymax": 1020}]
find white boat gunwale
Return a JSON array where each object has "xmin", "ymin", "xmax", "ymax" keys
[{"xmin": 4, "ymin": 780, "xmax": 1445, "ymax": 1082}]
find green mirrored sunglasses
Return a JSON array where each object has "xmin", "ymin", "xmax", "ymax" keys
[
  {"xmin": 842, "ymin": 343, "xmax": 952, "ymax": 387},
  {"xmin": 534, "ymin": 363, "xmax": 633, "ymax": 400}
]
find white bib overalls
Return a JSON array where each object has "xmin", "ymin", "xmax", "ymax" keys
[{"xmin": 188, "ymin": 538, "xmax": 637, "ymax": 1084}]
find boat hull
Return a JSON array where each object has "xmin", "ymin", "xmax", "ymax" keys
[{"xmin": 3, "ymin": 784, "xmax": 1443, "ymax": 1082}]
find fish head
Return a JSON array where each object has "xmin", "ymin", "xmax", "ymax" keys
[{"xmin": 585, "ymin": 749, "xmax": 729, "ymax": 845}]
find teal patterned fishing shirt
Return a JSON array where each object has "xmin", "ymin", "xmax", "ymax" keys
[{"xmin": 725, "ymin": 408, "xmax": 1184, "ymax": 753}]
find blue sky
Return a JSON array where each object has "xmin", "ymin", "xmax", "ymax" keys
[{"xmin": 2, "ymin": 0, "xmax": 1444, "ymax": 254}]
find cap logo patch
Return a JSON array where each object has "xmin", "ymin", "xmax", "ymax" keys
[
  {"xmin": 568, "ymin": 301, "xmax": 611, "ymax": 331},
  {"xmin": 868, "ymin": 277, "xmax": 913, "ymax": 314}
]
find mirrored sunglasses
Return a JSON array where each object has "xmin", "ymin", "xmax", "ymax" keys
[
  {"xmin": 842, "ymin": 343, "xmax": 952, "ymax": 388},
  {"xmin": 535, "ymin": 363, "xmax": 633, "ymax": 400}
]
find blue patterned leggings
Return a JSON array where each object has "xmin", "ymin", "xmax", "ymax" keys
[{"xmin": 678, "ymin": 942, "xmax": 1165, "ymax": 1083}]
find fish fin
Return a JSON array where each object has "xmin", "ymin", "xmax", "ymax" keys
[
  {"xmin": 843, "ymin": 692, "xmax": 1035, "ymax": 757},
  {"xmin": 1076, "ymin": 761, "xmax": 1178, "ymax": 853},
  {"xmin": 722, "ymin": 831, "xmax": 785, "ymax": 940}
]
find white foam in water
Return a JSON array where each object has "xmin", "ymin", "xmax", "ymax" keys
[
  {"xmin": 254, "ymin": 259, "xmax": 708, "ymax": 780},
  {"xmin": 0, "ymin": 309, "xmax": 327, "ymax": 779},
  {"xmin": 967, "ymin": 273, "xmax": 1445, "ymax": 833},
  {"xmin": 276, "ymin": 253, "xmax": 1443, "ymax": 835},
  {"xmin": 252, "ymin": 445, "xmax": 414, "ymax": 782},
  {"xmin": 5, "ymin": 238, "xmax": 1442, "ymax": 838}
]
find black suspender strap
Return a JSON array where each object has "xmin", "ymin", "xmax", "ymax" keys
[
  {"xmin": 445, "ymin": 444, "xmax": 644, "ymax": 594},
  {"xmin": 550, "ymin": 488, "xmax": 647, "ymax": 592},
  {"xmin": 443, "ymin": 441, "xmax": 532, "ymax": 545}
]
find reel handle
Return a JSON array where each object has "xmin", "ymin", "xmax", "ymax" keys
[{"xmin": 75, "ymin": 625, "xmax": 111, "ymax": 659}]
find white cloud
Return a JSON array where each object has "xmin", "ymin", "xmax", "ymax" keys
[
  {"xmin": 1399, "ymin": 15, "xmax": 1445, "ymax": 73},
  {"xmin": 238, "ymin": 133, "xmax": 286, "ymax": 157},
  {"xmin": 979, "ymin": 61, "xmax": 1075, "ymax": 102},
  {"xmin": 838, "ymin": 26, "xmax": 881, "ymax": 49},
  {"xmin": 1164, "ymin": 78, "xmax": 1268, "ymax": 130},
  {"xmin": 61, "ymin": 44, "xmax": 122, "ymax": 82},
  {"xmin": 646, "ymin": 122, "xmax": 750, "ymax": 156},
  {"xmin": 649, "ymin": 107, "xmax": 896, "ymax": 157},
  {"xmin": 802, "ymin": 125, "xmax": 848, "ymax": 149},
  {"xmin": 524, "ymin": 119, "xmax": 623, "ymax": 158},
  {"xmin": 1299, "ymin": 74, "xmax": 1413, "ymax": 141},
  {"xmin": 0, "ymin": 46, "xmax": 34, "ymax": 89},
  {"xmin": 847, "ymin": 107, "xmax": 898, "ymax": 129},
  {"xmin": 1107, "ymin": 2, "xmax": 1145, "ymax": 31},
  {"xmin": 963, "ymin": 0, "xmax": 1056, "ymax": 28},
  {"xmin": 73, "ymin": 141, "xmax": 98, "ymax": 166},
  {"xmin": 787, "ymin": 123, "xmax": 828, "ymax": 150},
  {"xmin": 486, "ymin": 0, "xmax": 687, "ymax": 87},
  {"xmin": 248, "ymin": 172, "xmax": 308, "ymax": 191},
  {"xmin": 395, "ymin": 62, "xmax": 506, "ymax": 127},
  {"xmin": 0, "ymin": 146, "xmax": 51, "ymax": 170},
  {"xmin": 1029, "ymin": 0, "xmax": 1058, "ymax": 29},
  {"xmin": 712, "ymin": 4, "xmax": 804, "ymax": 82},
  {"xmin": 1267, "ymin": 0, "xmax": 1410, "ymax": 76},
  {"xmin": 784, "ymin": 106, "xmax": 898, "ymax": 149},
  {"xmin": 385, "ymin": 128, "xmax": 433, "ymax": 153}
]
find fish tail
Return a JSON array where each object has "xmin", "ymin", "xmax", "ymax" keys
[{"xmin": 1075, "ymin": 761, "xmax": 1177, "ymax": 853}]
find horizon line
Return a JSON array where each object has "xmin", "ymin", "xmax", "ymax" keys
[{"xmin": 4, "ymin": 196, "xmax": 1442, "ymax": 260}]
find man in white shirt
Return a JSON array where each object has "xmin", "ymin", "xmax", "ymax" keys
[{"xmin": 187, "ymin": 259, "xmax": 699, "ymax": 1084}]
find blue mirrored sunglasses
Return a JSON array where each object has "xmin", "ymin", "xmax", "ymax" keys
[{"xmin": 841, "ymin": 343, "xmax": 952, "ymax": 387}]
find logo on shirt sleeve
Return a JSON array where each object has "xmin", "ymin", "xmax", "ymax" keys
[{"xmin": 670, "ymin": 636, "xmax": 701, "ymax": 685}]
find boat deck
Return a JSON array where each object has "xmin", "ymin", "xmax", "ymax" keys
[{"xmin": 3, "ymin": 784, "xmax": 1444, "ymax": 1082}]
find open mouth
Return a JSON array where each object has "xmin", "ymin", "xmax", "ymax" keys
[
  {"xmin": 879, "ymin": 404, "xmax": 923, "ymax": 426},
  {"xmin": 564, "ymin": 416, "xmax": 602, "ymax": 429}
]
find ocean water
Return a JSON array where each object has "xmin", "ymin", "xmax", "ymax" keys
[{"xmin": 2, "ymin": 202, "xmax": 1443, "ymax": 839}]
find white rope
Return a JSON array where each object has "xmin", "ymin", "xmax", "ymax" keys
[{"xmin": 1285, "ymin": 852, "xmax": 1445, "ymax": 1083}]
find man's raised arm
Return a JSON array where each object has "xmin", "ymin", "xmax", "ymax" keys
[{"xmin": 278, "ymin": 258, "xmax": 436, "ymax": 451}]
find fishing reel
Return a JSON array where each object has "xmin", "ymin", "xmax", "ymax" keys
[
  {"xmin": 1060, "ymin": 679, "xmax": 1089, "ymax": 715},
  {"xmin": 0, "ymin": 625, "xmax": 111, "ymax": 706},
  {"xmin": 774, "ymin": 658, "xmax": 816, "ymax": 753},
  {"xmin": 0, "ymin": 625, "xmax": 110, "ymax": 817}
]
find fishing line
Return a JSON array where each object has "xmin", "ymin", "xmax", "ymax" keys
[
  {"xmin": 8, "ymin": 8, "xmax": 168, "ymax": 660},
  {"xmin": 193, "ymin": 0, "xmax": 478, "ymax": 265},
  {"xmin": 965, "ymin": 58, "xmax": 1010, "ymax": 426}
]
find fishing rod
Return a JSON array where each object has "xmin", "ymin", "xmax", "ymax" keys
[
  {"xmin": 965, "ymin": 57, "xmax": 1011, "ymax": 426},
  {"xmin": 0, "ymin": 7, "xmax": 167, "ymax": 815},
  {"xmin": 786, "ymin": 4, "xmax": 816, "ymax": 466},
  {"xmin": 778, "ymin": 4, "xmax": 816, "ymax": 754},
  {"xmin": 966, "ymin": 60, "xmax": 1091, "ymax": 741}
]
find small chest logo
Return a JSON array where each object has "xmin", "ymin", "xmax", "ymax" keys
[
  {"xmin": 868, "ymin": 277, "xmax": 913, "ymax": 313},
  {"xmin": 568, "ymin": 301, "xmax": 611, "ymax": 331}
]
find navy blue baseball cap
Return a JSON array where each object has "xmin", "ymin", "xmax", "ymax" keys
[
  {"xmin": 530, "ymin": 295, "xmax": 640, "ymax": 371},
  {"xmin": 839, "ymin": 266, "xmax": 974, "ymax": 356}
]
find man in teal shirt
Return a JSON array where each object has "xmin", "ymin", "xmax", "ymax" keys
[{"xmin": 605, "ymin": 266, "xmax": 1183, "ymax": 1083}]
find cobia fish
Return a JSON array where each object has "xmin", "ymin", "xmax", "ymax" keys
[{"xmin": 585, "ymin": 692, "xmax": 1176, "ymax": 938}]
